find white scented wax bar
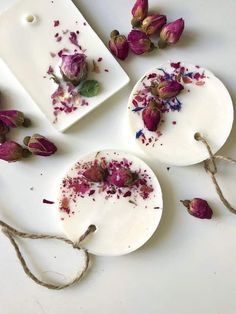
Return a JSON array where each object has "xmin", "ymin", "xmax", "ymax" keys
[
  {"xmin": 128, "ymin": 62, "xmax": 234, "ymax": 166},
  {"xmin": 0, "ymin": 0, "xmax": 129, "ymax": 131},
  {"xmin": 57, "ymin": 150, "xmax": 163, "ymax": 256}
]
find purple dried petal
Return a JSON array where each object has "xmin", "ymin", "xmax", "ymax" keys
[{"xmin": 83, "ymin": 163, "xmax": 107, "ymax": 182}]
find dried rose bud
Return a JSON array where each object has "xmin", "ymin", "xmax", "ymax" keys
[
  {"xmin": 60, "ymin": 53, "xmax": 88, "ymax": 86},
  {"xmin": 142, "ymin": 101, "xmax": 161, "ymax": 131},
  {"xmin": 181, "ymin": 198, "xmax": 213, "ymax": 219},
  {"xmin": 131, "ymin": 0, "xmax": 149, "ymax": 27},
  {"xmin": 0, "ymin": 141, "xmax": 25, "ymax": 162},
  {"xmin": 159, "ymin": 18, "xmax": 185, "ymax": 47},
  {"xmin": 83, "ymin": 163, "xmax": 108, "ymax": 182},
  {"xmin": 128, "ymin": 30, "xmax": 155, "ymax": 55},
  {"xmin": 157, "ymin": 80, "xmax": 184, "ymax": 99},
  {"xmin": 24, "ymin": 134, "xmax": 57, "ymax": 157},
  {"xmin": 141, "ymin": 14, "xmax": 167, "ymax": 36},
  {"xmin": 0, "ymin": 110, "xmax": 25, "ymax": 128},
  {"xmin": 109, "ymin": 31, "xmax": 129, "ymax": 60},
  {"xmin": 108, "ymin": 168, "xmax": 138, "ymax": 188}
]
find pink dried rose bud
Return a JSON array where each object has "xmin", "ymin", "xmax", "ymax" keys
[
  {"xmin": 60, "ymin": 53, "xmax": 88, "ymax": 86},
  {"xmin": 181, "ymin": 198, "xmax": 213, "ymax": 219},
  {"xmin": 128, "ymin": 30, "xmax": 155, "ymax": 55},
  {"xmin": 0, "ymin": 110, "xmax": 25, "ymax": 128},
  {"xmin": 108, "ymin": 168, "xmax": 138, "ymax": 188},
  {"xmin": 83, "ymin": 163, "xmax": 108, "ymax": 182},
  {"xmin": 141, "ymin": 14, "xmax": 167, "ymax": 36},
  {"xmin": 157, "ymin": 80, "xmax": 184, "ymax": 99},
  {"xmin": 109, "ymin": 30, "xmax": 129, "ymax": 60},
  {"xmin": 159, "ymin": 18, "xmax": 185, "ymax": 47},
  {"xmin": 131, "ymin": 0, "xmax": 149, "ymax": 27},
  {"xmin": 0, "ymin": 141, "xmax": 25, "ymax": 162},
  {"xmin": 24, "ymin": 134, "xmax": 57, "ymax": 157},
  {"xmin": 142, "ymin": 101, "xmax": 161, "ymax": 131}
]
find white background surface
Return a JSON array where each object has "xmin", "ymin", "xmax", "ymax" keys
[{"xmin": 0, "ymin": 0, "xmax": 236, "ymax": 313}]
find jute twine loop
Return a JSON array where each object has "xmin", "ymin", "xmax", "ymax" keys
[
  {"xmin": 0, "ymin": 220, "xmax": 96, "ymax": 290},
  {"xmin": 195, "ymin": 133, "xmax": 236, "ymax": 214}
]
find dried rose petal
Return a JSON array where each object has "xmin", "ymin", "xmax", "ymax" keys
[
  {"xmin": 0, "ymin": 141, "xmax": 24, "ymax": 162},
  {"xmin": 109, "ymin": 31, "xmax": 129, "ymax": 60},
  {"xmin": 131, "ymin": 0, "xmax": 149, "ymax": 27},
  {"xmin": 24, "ymin": 134, "xmax": 57, "ymax": 157},
  {"xmin": 60, "ymin": 53, "xmax": 88, "ymax": 86},
  {"xmin": 142, "ymin": 101, "xmax": 161, "ymax": 131},
  {"xmin": 157, "ymin": 80, "xmax": 184, "ymax": 99},
  {"xmin": 141, "ymin": 14, "xmax": 167, "ymax": 36},
  {"xmin": 159, "ymin": 18, "xmax": 185, "ymax": 46},
  {"xmin": 128, "ymin": 30, "xmax": 154, "ymax": 55},
  {"xmin": 181, "ymin": 198, "xmax": 213, "ymax": 219},
  {"xmin": 0, "ymin": 110, "xmax": 25, "ymax": 128},
  {"xmin": 83, "ymin": 163, "xmax": 108, "ymax": 182},
  {"xmin": 108, "ymin": 168, "xmax": 138, "ymax": 187}
]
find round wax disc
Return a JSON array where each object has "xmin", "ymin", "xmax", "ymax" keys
[
  {"xmin": 128, "ymin": 62, "xmax": 234, "ymax": 166},
  {"xmin": 57, "ymin": 150, "xmax": 163, "ymax": 256}
]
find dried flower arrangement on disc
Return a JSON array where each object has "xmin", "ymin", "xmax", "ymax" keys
[
  {"xmin": 57, "ymin": 150, "xmax": 163, "ymax": 256},
  {"xmin": 128, "ymin": 61, "xmax": 234, "ymax": 166},
  {"xmin": 0, "ymin": 0, "xmax": 129, "ymax": 131}
]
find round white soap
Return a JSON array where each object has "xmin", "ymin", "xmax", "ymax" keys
[
  {"xmin": 57, "ymin": 150, "xmax": 163, "ymax": 256},
  {"xmin": 128, "ymin": 62, "xmax": 234, "ymax": 166}
]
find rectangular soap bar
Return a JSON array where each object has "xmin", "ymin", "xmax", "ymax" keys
[{"xmin": 0, "ymin": 0, "xmax": 129, "ymax": 131}]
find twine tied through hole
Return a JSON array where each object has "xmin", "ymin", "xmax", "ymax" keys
[
  {"xmin": 195, "ymin": 132, "xmax": 236, "ymax": 214},
  {"xmin": 0, "ymin": 220, "xmax": 96, "ymax": 290}
]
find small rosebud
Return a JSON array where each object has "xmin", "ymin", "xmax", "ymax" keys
[
  {"xmin": 157, "ymin": 80, "xmax": 184, "ymax": 99},
  {"xmin": 142, "ymin": 101, "xmax": 161, "ymax": 131},
  {"xmin": 108, "ymin": 168, "xmax": 138, "ymax": 188},
  {"xmin": 159, "ymin": 18, "xmax": 185, "ymax": 47},
  {"xmin": 131, "ymin": 0, "xmax": 149, "ymax": 27},
  {"xmin": 141, "ymin": 14, "xmax": 167, "ymax": 36},
  {"xmin": 0, "ymin": 110, "xmax": 25, "ymax": 128},
  {"xmin": 109, "ymin": 31, "xmax": 129, "ymax": 60},
  {"xmin": 24, "ymin": 134, "xmax": 57, "ymax": 157},
  {"xmin": 83, "ymin": 163, "xmax": 108, "ymax": 182},
  {"xmin": 60, "ymin": 53, "xmax": 88, "ymax": 86},
  {"xmin": 181, "ymin": 198, "xmax": 213, "ymax": 219},
  {"xmin": 128, "ymin": 30, "xmax": 155, "ymax": 55},
  {"xmin": 0, "ymin": 141, "xmax": 24, "ymax": 162}
]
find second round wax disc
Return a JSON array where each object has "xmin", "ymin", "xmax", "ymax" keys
[{"xmin": 128, "ymin": 61, "xmax": 234, "ymax": 166}]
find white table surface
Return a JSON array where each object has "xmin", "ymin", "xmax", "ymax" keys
[{"xmin": 1, "ymin": 0, "xmax": 236, "ymax": 313}]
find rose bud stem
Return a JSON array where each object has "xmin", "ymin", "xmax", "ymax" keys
[
  {"xmin": 110, "ymin": 30, "xmax": 120, "ymax": 38},
  {"xmin": 158, "ymin": 39, "xmax": 168, "ymax": 49},
  {"xmin": 22, "ymin": 117, "xmax": 32, "ymax": 128},
  {"xmin": 0, "ymin": 135, "xmax": 6, "ymax": 143}
]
